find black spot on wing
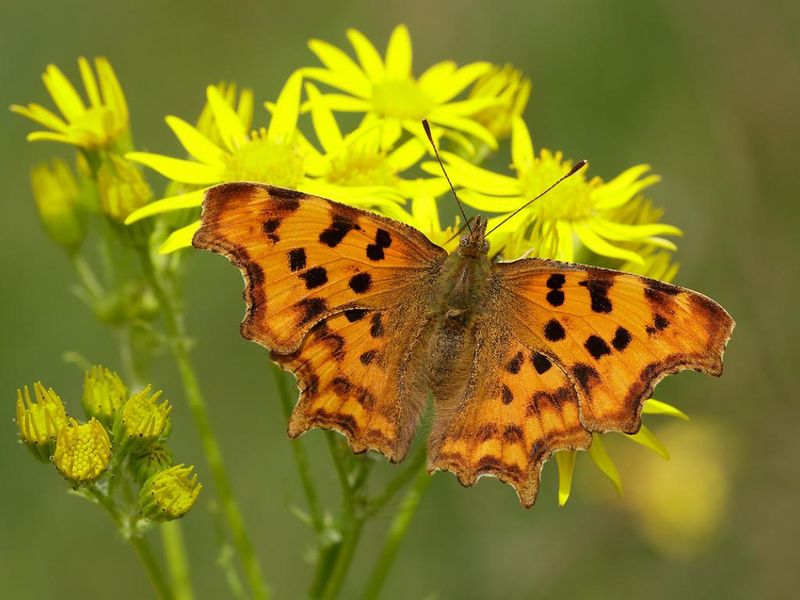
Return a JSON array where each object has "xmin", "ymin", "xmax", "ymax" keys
[
  {"xmin": 579, "ymin": 278, "xmax": 613, "ymax": 313},
  {"xmin": 288, "ymin": 248, "xmax": 307, "ymax": 272},
  {"xmin": 366, "ymin": 244, "xmax": 384, "ymax": 261},
  {"xmin": 572, "ymin": 363, "xmax": 599, "ymax": 391},
  {"xmin": 646, "ymin": 313, "xmax": 670, "ymax": 335},
  {"xmin": 319, "ymin": 215, "xmax": 357, "ymax": 247},
  {"xmin": 344, "ymin": 308, "xmax": 368, "ymax": 322},
  {"xmin": 263, "ymin": 218, "xmax": 281, "ymax": 243},
  {"xmin": 501, "ymin": 384, "xmax": 514, "ymax": 405},
  {"xmin": 546, "ymin": 289, "xmax": 565, "ymax": 306},
  {"xmin": 544, "ymin": 319, "xmax": 566, "ymax": 341},
  {"xmin": 531, "ymin": 352, "xmax": 552, "ymax": 374},
  {"xmin": 505, "ymin": 351, "xmax": 524, "ymax": 374},
  {"xmin": 295, "ymin": 298, "xmax": 327, "ymax": 325},
  {"xmin": 375, "ymin": 228, "xmax": 392, "ymax": 248},
  {"xmin": 359, "ymin": 350, "xmax": 377, "ymax": 365},
  {"xmin": 612, "ymin": 327, "xmax": 631, "ymax": 351},
  {"xmin": 546, "ymin": 273, "xmax": 566, "ymax": 289},
  {"xmin": 585, "ymin": 335, "xmax": 611, "ymax": 360},
  {"xmin": 503, "ymin": 426, "xmax": 524, "ymax": 443},
  {"xmin": 299, "ymin": 266, "xmax": 328, "ymax": 289},
  {"xmin": 370, "ymin": 313, "xmax": 384, "ymax": 337},
  {"xmin": 349, "ymin": 272, "xmax": 372, "ymax": 294}
]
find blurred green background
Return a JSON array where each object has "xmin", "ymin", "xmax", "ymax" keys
[{"xmin": 2, "ymin": 0, "xmax": 799, "ymax": 598}]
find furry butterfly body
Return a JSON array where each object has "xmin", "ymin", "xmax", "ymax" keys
[{"xmin": 193, "ymin": 182, "xmax": 734, "ymax": 507}]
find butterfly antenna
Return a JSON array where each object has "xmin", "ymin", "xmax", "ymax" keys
[
  {"xmin": 422, "ymin": 119, "xmax": 472, "ymax": 234},
  {"xmin": 485, "ymin": 159, "xmax": 588, "ymax": 237}
]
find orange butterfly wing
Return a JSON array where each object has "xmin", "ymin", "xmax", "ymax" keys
[
  {"xmin": 193, "ymin": 183, "xmax": 446, "ymax": 459},
  {"xmin": 429, "ymin": 258, "xmax": 733, "ymax": 506}
]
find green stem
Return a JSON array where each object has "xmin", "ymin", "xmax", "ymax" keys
[
  {"xmin": 137, "ymin": 246, "xmax": 270, "ymax": 600},
  {"xmin": 320, "ymin": 514, "xmax": 365, "ymax": 600},
  {"xmin": 161, "ymin": 521, "xmax": 194, "ymax": 600},
  {"xmin": 362, "ymin": 465, "xmax": 431, "ymax": 600},
  {"xmin": 366, "ymin": 443, "xmax": 427, "ymax": 517},
  {"xmin": 85, "ymin": 487, "xmax": 171, "ymax": 599},
  {"xmin": 69, "ymin": 252, "xmax": 105, "ymax": 299},
  {"xmin": 271, "ymin": 364, "xmax": 325, "ymax": 536}
]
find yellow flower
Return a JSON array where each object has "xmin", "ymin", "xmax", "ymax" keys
[
  {"xmin": 555, "ymin": 398, "xmax": 688, "ymax": 505},
  {"xmin": 196, "ymin": 82, "xmax": 254, "ymax": 148},
  {"xmin": 303, "ymin": 82, "xmax": 446, "ymax": 212},
  {"xmin": 11, "ymin": 57, "xmax": 130, "ymax": 151},
  {"xmin": 429, "ymin": 117, "xmax": 681, "ymax": 262},
  {"xmin": 303, "ymin": 25, "xmax": 498, "ymax": 154},
  {"xmin": 16, "ymin": 383, "xmax": 69, "ymax": 462},
  {"xmin": 53, "ymin": 418, "xmax": 112, "ymax": 485},
  {"xmin": 117, "ymin": 386, "xmax": 171, "ymax": 448},
  {"xmin": 82, "ymin": 366, "xmax": 127, "ymax": 428},
  {"xmin": 139, "ymin": 464, "xmax": 202, "ymax": 521},
  {"xmin": 467, "ymin": 64, "xmax": 531, "ymax": 142},
  {"xmin": 30, "ymin": 158, "xmax": 86, "ymax": 250},
  {"xmin": 125, "ymin": 73, "xmax": 313, "ymax": 252}
]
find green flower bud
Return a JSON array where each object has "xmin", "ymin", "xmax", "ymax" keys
[
  {"xmin": 97, "ymin": 154, "xmax": 152, "ymax": 222},
  {"xmin": 82, "ymin": 365, "xmax": 127, "ymax": 427},
  {"xmin": 30, "ymin": 159, "xmax": 86, "ymax": 250},
  {"xmin": 129, "ymin": 442, "xmax": 173, "ymax": 485},
  {"xmin": 16, "ymin": 383, "xmax": 69, "ymax": 462},
  {"xmin": 139, "ymin": 465, "xmax": 202, "ymax": 521},
  {"xmin": 53, "ymin": 418, "xmax": 112, "ymax": 485}
]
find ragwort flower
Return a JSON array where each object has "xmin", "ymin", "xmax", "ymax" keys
[
  {"xmin": 431, "ymin": 117, "xmax": 681, "ymax": 262},
  {"xmin": 53, "ymin": 418, "xmax": 112, "ymax": 486},
  {"xmin": 11, "ymin": 57, "xmax": 130, "ymax": 151},
  {"xmin": 116, "ymin": 386, "xmax": 171, "ymax": 448},
  {"xmin": 16, "ymin": 383, "xmax": 69, "ymax": 462},
  {"xmin": 29, "ymin": 158, "xmax": 86, "ymax": 250},
  {"xmin": 467, "ymin": 63, "xmax": 532, "ymax": 142},
  {"xmin": 303, "ymin": 25, "xmax": 498, "ymax": 153},
  {"xmin": 139, "ymin": 464, "xmax": 202, "ymax": 521},
  {"xmin": 126, "ymin": 73, "xmax": 313, "ymax": 252}
]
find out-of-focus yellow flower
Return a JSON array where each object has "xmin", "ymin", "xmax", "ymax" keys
[
  {"xmin": 196, "ymin": 82, "xmax": 254, "ymax": 148},
  {"xmin": 139, "ymin": 464, "xmax": 202, "ymax": 521},
  {"xmin": 429, "ymin": 117, "xmax": 680, "ymax": 262},
  {"xmin": 82, "ymin": 366, "xmax": 127, "ymax": 427},
  {"xmin": 53, "ymin": 418, "xmax": 112, "ymax": 485},
  {"xmin": 97, "ymin": 155, "xmax": 152, "ymax": 222},
  {"xmin": 30, "ymin": 159, "xmax": 86, "ymax": 250},
  {"xmin": 11, "ymin": 57, "xmax": 130, "ymax": 151},
  {"xmin": 303, "ymin": 25, "xmax": 498, "ymax": 154},
  {"xmin": 468, "ymin": 64, "xmax": 531, "ymax": 142},
  {"xmin": 125, "ymin": 73, "xmax": 314, "ymax": 252},
  {"xmin": 303, "ymin": 82, "xmax": 446, "ymax": 212},
  {"xmin": 16, "ymin": 383, "xmax": 69, "ymax": 462},
  {"xmin": 129, "ymin": 442, "xmax": 173, "ymax": 485},
  {"xmin": 117, "ymin": 386, "xmax": 171, "ymax": 448},
  {"xmin": 622, "ymin": 421, "xmax": 729, "ymax": 558}
]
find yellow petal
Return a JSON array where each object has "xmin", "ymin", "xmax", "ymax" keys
[
  {"xmin": 26, "ymin": 131, "xmax": 81, "ymax": 145},
  {"xmin": 10, "ymin": 103, "xmax": 69, "ymax": 133},
  {"xmin": 78, "ymin": 57, "xmax": 101, "ymax": 107},
  {"xmin": 428, "ymin": 114, "xmax": 497, "ymax": 149},
  {"xmin": 511, "ymin": 116, "xmax": 534, "ymax": 172},
  {"xmin": 626, "ymin": 424, "xmax": 670, "ymax": 460},
  {"xmin": 125, "ymin": 189, "xmax": 206, "ymax": 224},
  {"xmin": 418, "ymin": 61, "xmax": 457, "ymax": 95},
  {"xmin": 206, "ymin": 85, "xmax": 248, "ymax": 152},
  {"xmin": 555, "ymin": 450, "xmax": 577, "ymax": 506},
  {"xmin": 387, "ymin": 137, "xmax": 426, "ymax": 172},
  {"xmin": 458, "ymin": 189, "xmax": 526, "ymax": 213},
  {"xmin": 165, "ymin": 116, "xmax": 225, "ymax": 166},
  {"xmin": 432, "ymin": 96, "xmax": 501, "ymax": 117},
  {"xmin": 346, "ymin": 28, "xmax": 385, "ymax": 80},
  {"xmin": 436, "ymin": 151, "xmax": 518, "ymax": 194},
  {"xmin": 590, "ymin": 218, "xmax": 683, "ymax": 241},
  {"xmin": 95, "ymin": 57, "xmax": 129, "ymax": 126},
  {"xmin": 159, "ymin": 221, "xmax": 201, "ymax": 253},
  {"xmin": 573, "ymin": 221, "xmax": 645, "ymax": 264},
  {"xmin": 127, "ymin": 152, "xmax": 223, "ymax": 185},
  {"xmin": 384, "ymin": 24, "xmax": 412, "ymax": 79},
  {"xmin": 237, "ymin": 88, "xmax": 254, "ymax": 131},
  {"xmin": 432, "ymin": 61, "xmax": 491, "ymax": 103},
  {"xmin": 593, "ymin": 165, "xmax": 660, "ymax": 210},
  {"xmin": 268, "ymin": 71, "xmax": 303, "ymax": 143},
  {"xmin": 307, "ymin": 40, "xmax": 371, "ymax": 97},
  {"xmin": 42, "ymin": 64, "xmax": 85, "ymax": 122},
  {"xmin": 642, "ymin": 399, "xmax": 690, "ymax": 421},
  {"xmin": 305, "ymin": 83, "xmax": 342, "ymax": 154},
  {"xmin": 588, "ymin": 433, "xmax": 622, "ymax": 494},
  {"xmin": 555, "ymin": 220, "xmax": 575, "ymax": 261}
]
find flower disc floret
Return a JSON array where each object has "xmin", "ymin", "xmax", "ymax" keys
[
  {"xmin": 118, "ymin": 386, "xmax": 171, "ymax": 447},
  {"xmin": 53, "ymin": 418, "xmax": 112, "ymax": 485},
  {"xmin": 140, "ymin": 465, "xmax": 202, "ymax": 521}
]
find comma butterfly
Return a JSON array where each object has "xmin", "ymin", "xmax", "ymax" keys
[{"xmin": 192, "ymin": 146, "xmax": 734, "ymax": 507}]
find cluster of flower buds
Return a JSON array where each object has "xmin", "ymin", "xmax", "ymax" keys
[{"xmin": 14, "ymin": 366, "xmax": 200, "ymax": 521}]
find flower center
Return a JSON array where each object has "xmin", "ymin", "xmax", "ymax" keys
[
  {"xmin": 371, "ymin": 79, "xmax": 433, "ymax": 120},
  {"xmin": 325, "ymin": 148, "xmax": 398, "ymax": 188},
  {"xmin": 224, "ymin": 134, "xmax": 306, "ymax": 188},
  {"xmin": 520, "ymin": 154, "xmax": 595, "ymax": 222}
]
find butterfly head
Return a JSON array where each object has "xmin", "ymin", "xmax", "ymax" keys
[{"xmin": 459, "ymin": 216, "xmax": 489, "ymax": 257}]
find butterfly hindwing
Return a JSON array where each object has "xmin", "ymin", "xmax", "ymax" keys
[
  {"xmin": 495, "ymin": 258, "xmax": 735, "ymax": 433},
  {"xmin": 193, "ymin": 182, "xmax": 447, "ymax": 354}
]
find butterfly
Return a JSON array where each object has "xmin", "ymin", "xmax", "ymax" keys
[{"xmin": 192, "ymin": 178, "xmax": 734, "ymax": 507}]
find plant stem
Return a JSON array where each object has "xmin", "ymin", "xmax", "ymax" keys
[
  {"xmin": 161, "ymin": 521, "xmax": 194, "ymax": 600},
  {"xmin": 270, "ymin": 364, "xmax": 325, "ymax": 535},
  {"xmin": 320, "ymin": 514, "xmax": 365, "ymax": 600},
  {"xmin": 362, "ymin": 464, "xmax": 431, "ymax": 600},
  {"xmin": 137, "ymin": 246, "xmax": 270, "ymax": 600},
  {"xmin": 366, "ymin": 443, "xmax": 427, "ymax": 517},
  {"xmin": 70, "ymin": 252, "xmax": 105, "ymax": 299},
  {"xmin": 85, "ymin": 487, "xmax": 171, "ymax": 599}
]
